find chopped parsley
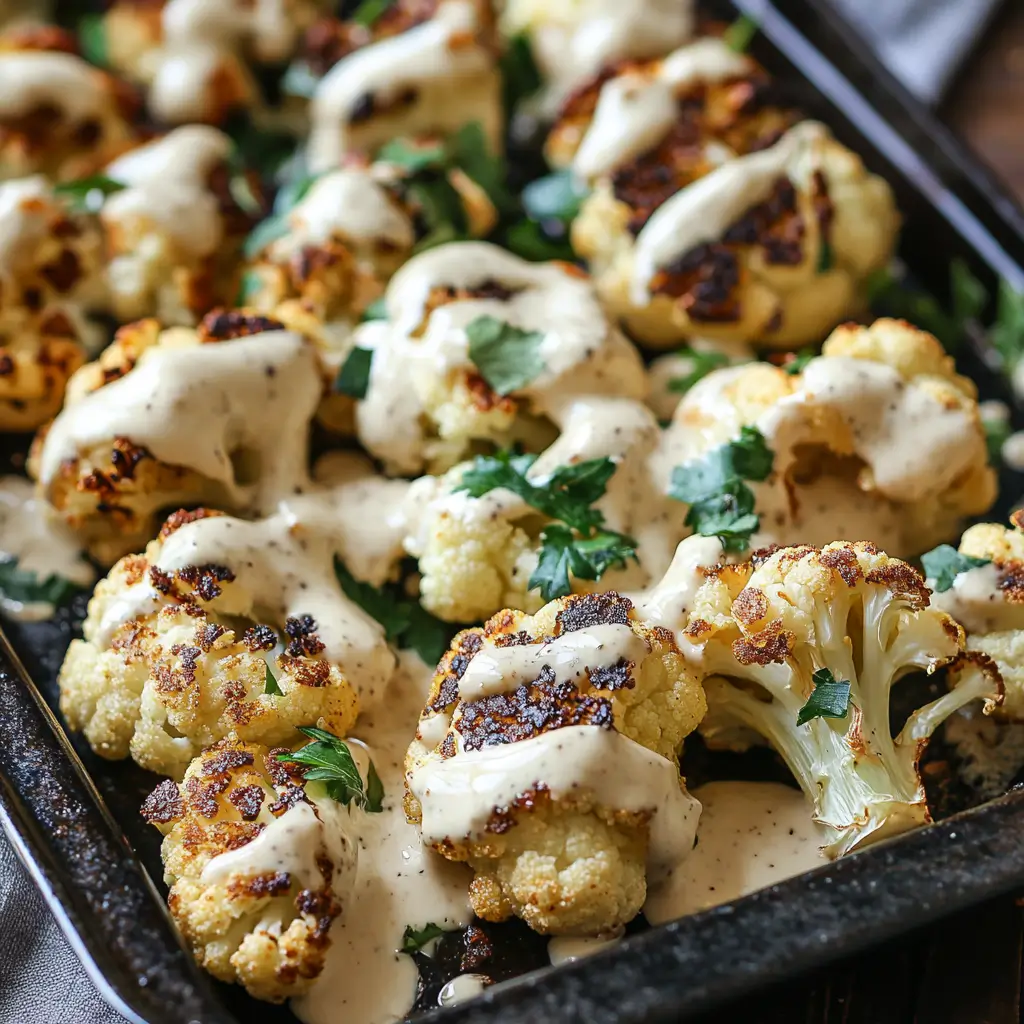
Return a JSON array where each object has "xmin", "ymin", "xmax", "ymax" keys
[
  {"xmin": 333, "ymin": 558, "xmax": 453, "ymax": 666},
  {"xmin": 521, "ymin": 170, "xmax": 589, "ymax": 225},
  {"xmin": 782, "ymin": 348, "xmax": 816, "ymax": 376},
  {"xmin": 455, "ymin": 450, "xmax": 638, "ymax": 600},
  {"xmin": 236, "ymin": 269, "xmax": 262, "ymax": 305},
  {"xmin": 667, "ymin": 348, "xmax": 730, "ymax": 393},
  {"xmin": 78, "ymin": 13, "xmax": 107, "ymax": 66},
  {"xmin": 797, "ymin": 668, "xmax": 851, "ymax": 725},
  {"xmin": 351, "ymin": 0, "xmax": 395, "ymax": 27},
  {"xmin": 401, "ymin": 922, "xmax": 447, "ymax": 955},
  {"xmin": 724, "ymin": 13, "xmax": 759, "ymax": 53},
  {"xmin": 361, "ymin": 296, "xmax": 388, "ymax": 322},
  {"xmin": 983, "ymin": 411, "xmax": 1011, "ymax": 466},
  {"xmin": 950, "ymin": 257, "xmax": 988, "ymax": 328},
  {"xmin": 277, "ymin": 726, "xmax": 384, "ymax": 812},
  {"xmin": 0, "ymin": 560, "xmax": 81, "ymax": 607},
  {"xmin": 668, "ymin": 426, "xmax": 774, "ymax": 554},
  {"xmin": 816, "ymin": 238, "xmax": 834, "ymax": 274},
  {"xmin": 466, "ymin": 316, "xmax": 546, "ymax": 395},
  {"xmin": 54, "ymin": 175, "xmax": 126, "ymax": 213},
  {"xmin": 378, "ymin": 138, "xmax": 449, "ymax": 175},
  {"xmin": 991, "ymin": 278, "xmax": 1024, "ymax": 372},
  {"xmin": 264, "ymin": 663, "xmax": 283, "ymax": 696},
  {"xmin": 334, "ymin": 347, "xmax": 374, "ymax": 398},
  {"xmin": 503, "ymin": 219, "xmax": 575, "ymax": 263},
  {"xmin": 499, "ymin": 33, "xmax": 542, "ymax": 113},
  {"xmin": 921, "ymin": 545, "xmax": 991, "ymax": 593}
]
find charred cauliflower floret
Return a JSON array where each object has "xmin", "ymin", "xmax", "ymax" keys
[
  {"xmin": 0, "ymin": 175, "xmax": 105, "ymax": 430},
  {"xmin": 0, "ymin": 45, "xmax": 137, "ymax": 181},
  {"xmin": 573, "ymin": 119, "xmax": 898, "ymax": 349},
  {"xmin": 684, "ymin": 540, "xmax": 1001, "ymax": 856},
  {"xmin": 30, "ymin": 312, "xmax": 322, "ymax": 561},
  {"xmin": 58, "ymin": 502, "xmax": 401, "ymax": 777},
  {"xmin": 97, "ymin": 126, "xmax": 258, "ymax": 325},
  {"xmin": 353, "ymin": 240, "xmax": 648, "ymax": 475},
  {"xmin": 141, "ymin": 739, "xmax": 357, "ymax": 1001},
  {"xmin": 305, "ymin": 0, "xmax": 501, "ymax": 171},
  {"xmin": 661, "ymin": 318, "xmax": 996, "ymax": 558},
  {"xmin": 927, "ymin": 513, "xmax": 1024, "ymax": 720},
  {"xmin": 405, "ymin": 592, "xmax": 705, "ymax": 935},
  {"xmin": 101, "ymin": 0, "xmax": 326, "ymax": 124}
]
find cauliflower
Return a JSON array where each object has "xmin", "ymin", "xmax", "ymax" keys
[
  {"xmin": 0, "ymin": 44, "xmax": 137, "ymax": 181},
  {"xmin": 0, "ymin": 175, "xmax": 104, "ymax": 430},
  {"xmin": 101, "ymin": 0, "xmax": 326, "ymax": 124},
  {"xmin": 141, "ymin": 739, "xmax": 357, "ymax": 1001},
  {"xmin": 59, "ymin": 507, "xmax": 368, "ymax": 777},
  {"xmin": 683, "ymin": 540, "xmax": 1001, "ymax": 856},
  {"xmin": 927, "ymin": 513, "xmax": 1024, "ymax": 720},
  {"xmin": 573, "ymin": 119, "xmax": 898, "ymax": 349},
  {"xmin": 31, "ymin": 311, "xmax": 323, "ymax": 561},
  {"xmin": 661, "ymin": 318, "xmax": 996, "ymax": 558},
  {"xmin": 404, "ymin": 395, "xmax": 686, "ymax": 622},
  {"xmin": 97, "ymin": 126, "xmax": 258, "ymax": 325},
  {"xmin": 305, "ymin": 0, "xmax": 501, "ymax": 171},
  {"xmin": 405, "ymin": 591, "xmax": 706, "ymax": 935},
  {"xmin": 354, "ymin": 240, "xmax": 648, "ymax": 475}
]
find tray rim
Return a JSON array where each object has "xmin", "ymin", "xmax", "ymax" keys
[{"xmin": 4, "ymin": 1, "xmax": 1024, "ymax": 1022}]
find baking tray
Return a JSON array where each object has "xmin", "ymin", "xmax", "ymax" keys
[{"xmin": 4, "ymin": 0, "xmax": 1024, "ymax": 1022}]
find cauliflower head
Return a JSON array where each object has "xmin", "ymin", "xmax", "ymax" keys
[
  {"xmin": 685, "ymin": 540, "xmax": 1000, "ymax": 856},
  {"xmin": 574, "ymin": 119, "xmax": 898, "ymax": 349},
  {"xmin": 405, "ymin": 591, "xmax": 706, "ymax": 935},
  {"xmin": 927, "ymin": 512, "xmax": 1024, "ymax": 720},
  {"xmin": 59, "ymin": 508, "xmax": 363, "ymax": 778},
  {"xmin": 141, "ymin": 739, "xmax": 357, "ymax": 1001},
  {"xmin": 662, "ymin": 318, "xmax": 995, "ymax": 558}
]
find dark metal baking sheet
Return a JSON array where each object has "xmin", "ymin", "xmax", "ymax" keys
[{"xmin": 3, "ymin": 0, "xmax": 1024, "ymax": 1022}]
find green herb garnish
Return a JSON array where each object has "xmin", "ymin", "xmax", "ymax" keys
[
  {"xmin": 277, "ymin": 726, "xmax": 384, "ymax": 811},
  {"xmin": 668, "ymin": 426, "xmax": 774, "ymax": 554},
  {"xmin": 521, "ymin": 170, "xmax": 589, "ymax": 225},
  {"xmin": 365, "ymin": 759, "xmax": 385, "ymax": 814},
  {"xmin": 921, "ymin": 545, "xmax": 991, "ymax": 593},
  {"xmin": 667, "ymin": 348, "xmax": 730, "ymax": 393},
  {"xmin": 466, "ymin": 316, "xmax": 546, "ymax": 395},
  {"xmin": 499, "ymin": 33, "xmax": 542, "ymax": 113},
  {"xmin": 78, "ymin": 13, "xmax": 107, "ymax": 66},
  {"xmin": 351, "ymin": 0, "xmax": 395, "ymax": 26},
  {"xmin": 401, "ymin": 922, "xmax": 447, "ymax": 955},
  {"xmin": 54, "ymin": 175, "xmax": 127, "ymax": 213},
  {"xmin": 816, "ymin": 238, "xmax": 834, "ymax": 274},
  {"xmin": 281, "ymin": 61, "xmax": 321, "ymax": 99},
  {"xmin": 378, "ymin": 138, "xmax": 448, "ymax": 175},
  {"xmin": 503, "ymin": 219, "xmax": 575, "ymax": 262},
  {"xmin": 456, "ymin": 450, "xmax": 638, "ymax": 600},
  {"xmin": 334, "ymin": 347, "xmax": 374, "ymax": 398},
  {"xmin": 782, "ymin": 348, "xmax": 816, "ymax": 375},
  {"xmin": 264, "ymin": 663, "xmax": 283, "ymax": 696},
  {"xmin": 243, "ymin": 216, "xmax": 290, "ymax": 258},
  {"xmin": 990, "ymin": 279, "xmax": 1024, "ymax": 372},
  {"xmin": 362, "ymin": 296, "xmax": 388, "ymax": 321},
  {"xmin": 724, "ymin": 13, "xmax": 759, "ymax": 53},
  {"xmin": 983, "ymin": 410, "xmax": 1011, "ymax": 466},
  {"xmin": 797, "ymin": 668, "xmax": 851, "ymax": 725},
  {"xmin": 0, "ymin": 560, "xmax": 81, "ymax": 607}
]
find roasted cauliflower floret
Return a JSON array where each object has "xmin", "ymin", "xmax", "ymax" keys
[
  {"xmin": 573, "ymin": 119, "xmax": 898, "ymax": 349},
  {"xmin": 101, "ymin": 0, "xmax": 326, "ymax": 124},
  {"xmin": 662, "ymin": 318, "xmax": 995, "ymax": 558},
  {"xmin": 0, "ymin": 46, "xmax": 137, "ymax": 181},
  {"xmin": 305, "ymin": 0, "xmax": 500, "ymax": 171},
  {"xmin": 30, "ymin": 312, "xmax": 322, "ymax": 561},
  {"xmin": 405, "ymin": 592, "xmax": 705, "ymax": 934},
  {"xmin": 97, "ymin": 126, "xmax": 258, "ymax": 325},
  {"xmin": 353, "ymin": 241, "xmax": 647, "ymax": 475},
  {"xmin": 141, "ymin": 739, "xmax": 357, "ymax": 1001},
  {"xmin": 927, "ymin": 513, "xmax": 1024, "ymax": 720},
  {"xmin": 681, "ymin": 539, "xmax": 1000, "ymax": 856}
]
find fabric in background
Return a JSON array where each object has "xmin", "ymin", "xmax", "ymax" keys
[{"xmin": 0, "ymin": 0, "xmax": 1005, "ymax": 1021}]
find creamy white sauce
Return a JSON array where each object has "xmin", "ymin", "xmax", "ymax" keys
[
  {"xmin": 0, "ymin": 476, "xmax": 95, "ymax": 621},
  {"xmin": 633, "ymin": 122, "xmax": 829, "ymax": 303},
  {"xmin": 437, "ymin": 974, "xmax": 490, "ymax": 1007},
  {"xmin": 410, "ymin": 725, "xmax": 701, "ymax": 881},
  {"xmin": 547, "ymin": 929, "xmax": 623, "ymax": 966},
  {"xmin": 457, "ymin": 623, "xmax": 648, "ymax": 701},
  {"xmin": 944, "ymin": 709, "xmax": 1024, "ymax": 801},
  {"xmin": 307, "ymin": 0, "xmax": 495, "ymax": 171},
  {"xmin": 572, "ymin": 39, "xmax": 751, "ymax": 180},
  {"xmin": 292, "ymin": 653, "xmax": 473, "ymax": 1024},
  {"xmin": 644, "ymin": 781, "xmax": 826, "ymax": 924},
  {"xmin": 930, "ymin": 562, "xmax": 1024, "ymax": 635}
]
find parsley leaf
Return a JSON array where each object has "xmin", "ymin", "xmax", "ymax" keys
[
  {"xmin": 921, "ymin": 545, "xmax": 991, "ymax": 593},
  {"xmin": 365, "ymin": 759, "xmax": 385, "ymax": 813},
  {"xmin": 816, "ymin": 238, "xmax": 834, "ymax": 274},
  {"xmin": 378, "ymin": 138, "xmax": 448, "ymax": 175},
  {"xmin": 54, "ymin": 175, "xmax": 127, "ymax": 213},
  {"xmin": 277, "ymin": 726, "xmax": 384, "ymax": 811},
  {"xmin": 401, "ymin": 922, "xmax": 447, "ymax": 955},
  {"xmin": 362, "ymin": 297, "xmax": 388, "ymax": 322},
  {"xmin": 983, "ymin": 412, "xmax": 1011, "ymax": 466},
  {"xmin": 782, "ymin": 348, "xmax": 816, "ymax": 375},
  {"xmin": 797, "ymin": 668, "xmax": 851, "ymax": 725},
  {"xmin": 866, "ymin": 267, "xmax": 963, "ymax": 351},
  {"xmin": 950, "ymin": 257, "xmax": 988, "ymax": 327},
  {"xmin": 243, "ymin": 216, "xmax": 290, "ymax": 258},
  {"xmin": 236, "ymin": 269, "xmax": 262, "ymax": 305},
  {"xmin": 455, "ymin": 451, "xmax": 637, "ymax": 600},
  {"xmin": 503, "ymin": 219, "xmax": 575, "ymax": 262},
  {"xmin": 724, "ymin": 13, "xmax": 759, "ymax": 52},
  {"xmin": 78, "ymin": 13, "xmax": 107, "ymax": 66},
  {"xmin": 466, "ymin": 316, "xmax": 546, "ymax": 395},
  {"xmin": 448, "ymin": 122, "xmax": 513, "ymax": 214},
  {"xmin": 990, "ymin": 279, "xmax": 1024, "ymax": 372},
  {"xmin": 499, "ymin": 33, "xmax": 542, "ymax": 113},
  {"xmin": 667, "ymin": 348, "xmax": 730, "ymax": 393},
  {"xmin": 403, "ymin": 603, "xmax": 453, "ymax": 668},
  {"xmin": 668, "ymin": 426, "xmax": 774, "ymax": 554},
  {"xmin": 0, "ymin": 560, "xmax": 81, "ymax": 607},
  {"xmin": 522, "ymin": 170, "xmax": 589, "ymax": 225},
  {"xmin": 351, "ymin": 0, "xmax": 395, "ymax": 27},
  {"xmin": 281, "ymin": 61, "xmax": 321, "ymax": 99},
  {"xmin": 264, "ymin": 662, "xmax": 283, "ymax": 696},
  {"xmin": 335, "ymin": 347, "xmax": 374, "ymax": 398},
  {"xmin": 408, "ymin": 176, "xmax": 467, "ymax": 253}
]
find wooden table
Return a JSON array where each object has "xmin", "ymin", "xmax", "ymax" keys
[{"xmin": 701, "ymin": 10, "xmax": 1024, "ymax": 1022}]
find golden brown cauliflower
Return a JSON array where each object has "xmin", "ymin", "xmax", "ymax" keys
[
  {"xmin": 926, "ymin": 512, "xmax": 1024, "ymax": 720},
  {"xmin": 661, "ymin": 318, "xmax": 995, "ymax": 558},
  {"xmin": 30, "ymin": 311, "xmax": 322, "ymax": 561},
  {"xmin": 681, "ymin": 540, "xmax": 1000, "ymax": 856},
  {"xmin": 353, "ymin": 240, "xmax": 648, "ymax": 475},
  {"xmin": 405, "ymin": 591, "xmax": 706, "ymax": 935},
  {"xmin": 572, "ymin": 118, "xmax": 898, "ymax": 349},
  {"xmin": 141, "ymin": 739, "xmax": 357, "ymax": 1001}
]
